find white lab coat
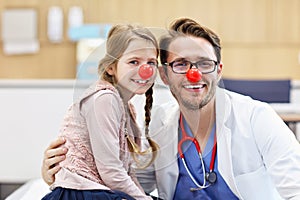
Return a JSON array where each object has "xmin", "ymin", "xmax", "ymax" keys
[{"xmin": 137, "ymin": 88, "xmax": 300, "ymax": 200}]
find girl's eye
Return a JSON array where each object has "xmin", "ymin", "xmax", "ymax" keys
[
  {"xmin": 148, "ymin": 61, "xmax": 158, "ymax": 66},
  {"xmin": 129, "ymin": 60, "xmax": 139, "ymax": 65}
]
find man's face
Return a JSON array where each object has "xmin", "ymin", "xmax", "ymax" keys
[{"xmin": 160, "ymin": 36, "xmax": 222, "ymax": 110}]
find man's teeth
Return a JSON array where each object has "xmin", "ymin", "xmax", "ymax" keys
[
  {"xmin": 184, "ymin": 84, "xmax": 204, "ymax": 89},
  {"xmin": 134, "ymin": 79, "xmax": 148, "ymax": 84}
]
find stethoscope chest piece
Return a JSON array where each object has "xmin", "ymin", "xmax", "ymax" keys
[{"xmin": 206, "ymin": 171, "xmax": 217, "ymax": 184}]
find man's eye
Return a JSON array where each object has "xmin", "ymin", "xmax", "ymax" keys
[
  {"xmin": 174, "ymin": 61, "xmax": 187, "ymax": 67},
  {"xmin": 198, "ymin": 61, "xmax": 213, "ymax": 68}
]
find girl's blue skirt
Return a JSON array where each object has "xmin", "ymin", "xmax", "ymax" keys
[{"xmin": 42, "ymin": 187, "xmax": 136, "ymax": 200}]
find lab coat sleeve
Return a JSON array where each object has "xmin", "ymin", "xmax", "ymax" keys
[
  {"xmin": 136, "ymin": 164, "xmax": 157, "ymax": 193},
  {"xmin": 251, "ymin": 103, "xmax": 300, "ymax": 199}
]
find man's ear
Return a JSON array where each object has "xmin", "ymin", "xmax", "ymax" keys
[
  {"xmin": 217, "ymin": 62, "xmax": 223, "ymax": 74},
  {"xmin": 217, "ymin": 62, "xmax": 223, "ymax": 81},
  {"xmin": 158, "ymin": 66, "xmax": 169, "ymax": 85}
]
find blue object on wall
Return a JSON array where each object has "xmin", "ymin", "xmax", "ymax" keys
[{"xmin": 68, "ymin": 24, "xmax": 111, "ymax": 41}]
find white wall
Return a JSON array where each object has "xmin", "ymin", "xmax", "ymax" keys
[{"xmin": 0, "ymin": 80, "xmax": 77, "ymax": 182}]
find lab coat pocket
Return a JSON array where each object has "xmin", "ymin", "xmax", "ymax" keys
[{"xmin": 235, "ymin": 166, "xmax": 283, "ymax": 200}]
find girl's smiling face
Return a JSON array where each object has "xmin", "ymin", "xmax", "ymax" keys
[{"xmin": 109, "ymin": 38, "xmax": 158, "ymax": 100}]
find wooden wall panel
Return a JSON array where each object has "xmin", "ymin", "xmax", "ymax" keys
[
  {"xmin": 270, "ymin": 0, "xmax": 300, "ymax": 43},
  {"xmin": 218, "ymin": 0, "xmax": 269, "ymax": 43},
  {"xmin": 0, "ymin": 0, "xmax": 300, "ymax": 79},
  {"xmin": 0, "ymin": 43, "xmax": 76, "ymax": 79},
  {"xmin": 222, "ymin": 45, "xmax": 300, "ymax": 79}
]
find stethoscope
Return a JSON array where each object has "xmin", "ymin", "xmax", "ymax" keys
[{"xmin": 178, "ymin": 113, "xmax": 217, "ymax": 191}]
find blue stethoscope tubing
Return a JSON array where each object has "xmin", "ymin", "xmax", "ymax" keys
[{"xmin": 178, "ymin": 113, "xmax": 217, "ymax": 191}]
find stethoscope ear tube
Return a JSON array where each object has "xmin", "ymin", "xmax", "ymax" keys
[{"xmin": 179, "ymin": 113, "xmax": 217, "ymax": 191}]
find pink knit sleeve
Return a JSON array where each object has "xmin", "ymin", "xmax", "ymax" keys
[{"xmin": 81, "ymin": 90, "xmax": 151, "ymax": 200}]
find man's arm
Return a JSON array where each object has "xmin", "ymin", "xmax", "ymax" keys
[{"xmin": 41, "ymin": 137, "xmax": 68, "ymax": 185}]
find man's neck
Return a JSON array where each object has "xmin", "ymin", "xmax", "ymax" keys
[{"xmin": 180, "ymin": 99, "xmax": 216, "ymax": 149}]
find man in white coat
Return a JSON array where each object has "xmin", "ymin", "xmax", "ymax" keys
[
  {"xmin": 42, "ymin": 18, "xmax": 300, "ymax": 199},
  {"xmin": 135, "ymin": 17, "xmax": 300, "ymax": 200}
]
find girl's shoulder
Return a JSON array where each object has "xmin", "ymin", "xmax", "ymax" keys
[
  {"xmin": 80, "ymin": 80, "xmax": 119, "ymax": 100},
  {"xmin": 77, "ymin": 80, "xmax": 122, "ymax": 110},
  {"xmin": 95, "ymin": 80, "xmax": 118, "ymax": 93}
]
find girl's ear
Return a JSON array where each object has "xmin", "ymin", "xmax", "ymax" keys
[
  {"xmin": 106, "ymin": 64, "xmax": 115, "ymax": 76},
  {"xmin": 158, "ymin": 66, "xmax": 169, "ymax": 85}
]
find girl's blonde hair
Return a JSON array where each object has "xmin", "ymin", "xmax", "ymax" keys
[
  {"xmin": 99, "ymin": 24, "xmax": 159, "ymax": 85},
  {"xmin": 99, "ymin": 24, "xmax": 159, "ymax": 168}
]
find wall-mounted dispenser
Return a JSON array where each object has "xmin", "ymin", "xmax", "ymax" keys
[
  {"xmin": 47, "ymin": 6, "xmax": 63, "ymax": 43},
  {"xmin": 68, "ymin": 6, "xmax": 83, "ymax": 29},
  {"xmin": 2, "ymin": 8, "xmax": 39, "ymax": 55}
]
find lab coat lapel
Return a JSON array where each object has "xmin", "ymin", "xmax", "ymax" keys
[{"xmin": 216, "ymin": 88, "xmax": 242, "ymax": 199}]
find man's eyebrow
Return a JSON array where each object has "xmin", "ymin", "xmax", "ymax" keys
[
  {"xmin": 170, "ymin": 57, "xmax": 186, "ymax": 61},
  {"xmin": 194, "ymin": 56, "xmax": 211, "ymax": 60}
]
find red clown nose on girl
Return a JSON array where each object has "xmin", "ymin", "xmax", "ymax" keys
[{"xmin": 138, "ymin": 64, "xmax": 154, "ymax": 80}]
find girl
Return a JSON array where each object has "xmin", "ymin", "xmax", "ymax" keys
[{"xmin": 42, "ymin": 24, "xmax": 159, "ymax": 200}]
